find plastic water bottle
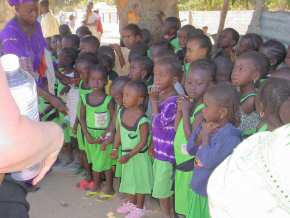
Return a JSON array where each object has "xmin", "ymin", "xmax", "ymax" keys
[{"xmin": 0, "ymin": 54, "xmax": 42, "ymax": 182}]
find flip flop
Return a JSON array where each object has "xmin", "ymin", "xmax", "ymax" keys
[
  {"xmin": 97, "ymin": 192, "xmax": 115, "ymax": 200},
  {"xmin": 85, "ymin": 191, "xmax": 101, "ymax": 198}
]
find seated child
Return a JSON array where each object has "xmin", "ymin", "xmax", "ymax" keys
[
  {"xmin": 186, "ymin": 83, "xmax": 242, "ymax": 218},
  {"xmin": 113, "ymin": 81, "xmax": 153, "ymax": 218},
  {"xmin": 231, "ymin": 51, "xmax": 269, "ymax": 137}
]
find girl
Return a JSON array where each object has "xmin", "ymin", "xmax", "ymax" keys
[
  {"xmin": 149, "ymin": 56, "xmax": 181, "ymax": 217},
  {"xmin": 174, "ymin": 59, "xmax": 215, "ymax": 216},
  {"xmin": 73, "ymin": 52, "xmax": 98, "ymax": 189},
  {"xmin": 186, "ymin": 83, "xmax": 242, "ymax": 218},
  {"xmin": 236, "ymin": 33, "xmax": 263, "ymax": 56},
  {"xmin": 255, "ymin": 78, "xmax": 290, "ymax": 132},
  {"xmin": 113, "ymin": 81, "xmax": 153, "ymax": 218},
  {"xmin": 176, "ymin": 24, "xmax": 196, "ymax": 62},
  {"xmin": 80, "ymin": 64, "xmax": 115, "ymax": 194},
  {"xmin": 112, "ymin": 24, "xmax": 142, "ymax": 76},
  {"xmin": 231, "ymin": 51, "xmax": 269, "ymax": 137}
]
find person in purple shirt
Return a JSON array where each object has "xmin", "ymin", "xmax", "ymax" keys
[
  {"xmin": 186, "ymin": 83, "xmax": 242, "ymax": 218},
  {"xmin": 0, "ymin": 0, "xmax": 66, "ymax": 113}
]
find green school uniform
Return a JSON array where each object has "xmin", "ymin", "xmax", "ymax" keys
[
  {"xmin": 118, "ymin": 109, "xmax": 153, "ymax": 195},
  {"xmin": 184, "ymin": 63, "xmax": 191, "ymax": 80},
  {"xmin": 170, "ymin": 37, "xmax": 181, "ymax": 53},
  {"xmin": 84, "ymin": 95, "xmax": 113, "ymax": 172},
  {"xmin": 174, "ymin": 103, "xmax": 206, "ymax": 216},
  {"xmin": 187, "ymin": 190, "xmax": 211, "ymax": 218},
  {"xmin": 115, "ymin": 106, "xmax": 123, "ymax": 178},
  {"xmin": 76, "ymin": 80, "xmax": 92, "ymax": 152},
  {"xmin": 38, "ymin": 97, "xmax": 58, "ymax": 122}
]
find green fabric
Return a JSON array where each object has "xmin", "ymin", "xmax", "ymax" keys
[
  {"xmin": 152, "ymin": 159, "xmax": 173, "ymax": 199},
  {"xmin": 119, "ymin": 111, "xmax": 153, "ymax": 194},
  {"xmin": 84, "ymin": 95, "xmax": 113, "ymax": 172},
  {"xmin": 115, "ymin": 106, "xmax": 122, "ymax": 178},
  {"xmin": 76, "ymin": 80, "xmax": 92, "ymax": 151},
  {"xmin": 174, "ymin": 103, "xmax": 205, "ymax": 215},
  {"xmin": 258, "ymin": 123, "xmax": 269, "ymax": 132},
  {"xmin": 170, "ymin": 37, "xmax": 181, "ymax": 52},
  {"xmin": 184, "ymin": 63, "xmax": 191, "ymax": 80},
  {"xmin": 240, "ymin": 92, "xmax": 257, "ymax": 104},
  {"xmin": 187, "ymin": 190, "xmax": 211, "ymax": 218},
  {"xmin": 147, "ymin": 48, "xmax": 152, "ymax": 59},
  {"xmin": 38, "ymin": 97, "xmax": 58, "ymax": 122}
]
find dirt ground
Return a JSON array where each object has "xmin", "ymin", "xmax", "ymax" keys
[{"xmin": 27, "ymin": 170, "xmax": 164, "ymax": 218}]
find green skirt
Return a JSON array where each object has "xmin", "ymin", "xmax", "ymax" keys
[
  {"xmin": 175, "ymin": 169, "xmax": 193, "ymax": 215},
  {"xmin": 187, "ymin": 190, "xmax": 211, "ymax": 218},
  {"xmin": 119, "ymin": 152, "xmax": 153, "ymax": 195},
  {"xmin": 76, "ymin": 125, "xmax": 86, "ymax": 151},
  {"xmin": 86, "ymin": 128, "xmax": 113, "ymax": 172},
  {"xmin": 115, "ymin": 149, "xmax": 122, "ymax": 178},
  {"xmin": 56, "ymin": 113, "xmax": 71, "ymax": 144},
  {"xmin": 152, "ymin": 159, "xmax": 173, "ymax": 199}
]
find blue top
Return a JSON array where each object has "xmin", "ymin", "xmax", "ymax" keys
[{"xmin": 187, "ymin": 123, "xmax": 242, "ymax": 196}]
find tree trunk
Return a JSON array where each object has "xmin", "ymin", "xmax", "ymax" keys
[
  {"xmin": 247, "ymin": 0, "xmax": 266, "ymax": 34},
  {"xmin": 0, "ymin": 0, "xmax": 14, "ymax": 30},
  {"xmin": 116, "ymin": 0, "xmax": 178, "ymax": 40},
  {"xmin": 216, "ymin": 0, "xmax": 230, "ymax": 40}
]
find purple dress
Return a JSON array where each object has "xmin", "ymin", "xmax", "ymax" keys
[
  {"xmin": 0, "ymin": 17, "xmax": 47, "ymax": 72},
  {"xmin": 152, "ymin": 96, "xmax": 178, "ymax": 164}
]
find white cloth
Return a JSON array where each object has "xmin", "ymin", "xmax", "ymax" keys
[
  {"xmin": 44, "ymin": 49, "xmax": 56, "ymax": 94},
  {"xmin": 208, "ymin": 124, "xmax": 290, "ymax": 218}
]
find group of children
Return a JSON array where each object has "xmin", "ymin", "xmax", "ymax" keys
[{"xmin": 40, "ymin": 17, "xmax": 290, "ymax": 218}]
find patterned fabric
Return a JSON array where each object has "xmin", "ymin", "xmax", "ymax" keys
[{"xmin": 152, "ymin": 96, "xmax": 178, "ymax": 163}]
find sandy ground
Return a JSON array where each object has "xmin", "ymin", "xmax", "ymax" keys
[{"xmin": 27, "ymin": 170, "xmax": 164, "ymax": 218}]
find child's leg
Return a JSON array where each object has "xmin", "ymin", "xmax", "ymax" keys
[
  {"xmin": 102, "ymin": 169, "xmax": 114, "ymax": 194},
  {"xmin": 160, "ymin": 197, "xmax": 172, "ymax": 217},
  {"xmin": 91, "ymin": 172, "xmax": 102, "ymax": 191},
  {"xmin": 136, "ymin": 194, "xmax": 145, "ymax": 209}
]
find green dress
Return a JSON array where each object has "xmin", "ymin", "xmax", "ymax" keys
[
  {"xmin": 174, "ymin": 103, "xmax": 205, "ymax": 216},
  {"xmin": 76, "ymin": 80, "xmax": 92, "ymax": 152},
  {"xmin": 55, "ymin": 79, "xmax": 71, "ymax": 143},
  {"xmin": 187, "ymin": 190, "xmax": 211, "ymax": 218},
  {"xmin": 170, "ymin": 37, "xmax": 181, "ymax": 53},
  {"xmin": 115, "ymin": 105, "xmax": 122, "ymax": 178},
  {"xmin": 118, "ymin": 109, "xmax": 153, "ymax": 195},
  {"xmin": 84, "ymin": 95, "xmax": 113, "ymax": 172},
  {"xmin": 184, "ymin": 63, "xmax": 191, "ymax": 80}
]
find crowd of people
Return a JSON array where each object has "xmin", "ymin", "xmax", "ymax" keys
[{"xmin": 1, "ymin": 0, "xmax": 290, "ymax": 218}]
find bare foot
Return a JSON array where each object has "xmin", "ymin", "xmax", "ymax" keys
[{"xmin": 101, "ymin": 185, "xmax": 114, "ymax": 195}]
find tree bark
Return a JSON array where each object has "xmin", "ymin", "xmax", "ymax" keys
[
  {"xmin": 247, "ymin": 0, "xmax": 266, "ymax": 34},
  {"xmin": 0, "ymin": 0, "xmax": 14, "ymax": 30},
  {"xmin": 216, "ymin": 0, "xmax": 230, "ymax": 40},
  {"xmin": 116, "ymin": 0, "xmax": 178, "ymax": 40}
]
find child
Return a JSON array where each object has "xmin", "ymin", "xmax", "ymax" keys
[
  {"xmin": 113, "ymin": 81, "xmax": 153, "ymax": 218},
  {"xmin": 59, "ymin": 24, "xmax": 72, "ymax": 38},
  {"xmin": 185, "ymin": 33, "xmax": 212, "ymax": 80},
  {"xmin": 61, "ymin": 34, "xmax": 80, "ymax": 50},
  {"xmin": 236, "ymin": 33, "xmax": 263, "ymax": 56},
  {"xmin": 50, "ymin": 34, "xmax": 62, "ymax": 59},
  {"xmin": 149, "ymin": 40, "xmax": 174, "ymax": 60},
  {"xmin": 256, "ymin": 78, "xmax": 290, "ymax": 132},
  {"xmin": 129, "ymin": 56, "xmax": 154, "ymax": 86},
  {"xmin": 215, "ymin": 28, "xmax": 239, "ymax": 60},
  {"xmin": 55, "ymin": 48, "xmax": 79, "ymax": 165},
  {"xmin": 259, "ymin": 39, "xmax": 287, "ymax": 72},
  {"xmin": 231, "ymin": 51, "xmax": 269, "ymax": 137},
  {"xmin": 76, "ymin": 25, "xmax": 92, "ymax": 38},
  {"xmin": 149, "ymin": 56, "xmax": 182, "ymax": 217},
  {"xmin": 112, "ymin": 24, "xmax": 142, "ymax": 76},
  {"xmin": 176, "ymin": 24, "xmax": 196, "ymax": 62},
  {"xmin": 162, "ymin": 17, "xmax": 181, "ymax": 52},
  {"xmin": 74, "ymin": 52, "xmax": 98, "ymax": 188},
  {"xmin": 174, "ymin": 59, "xmax": 215, "ymax": 216},
  {"xmin": 141, "ymin": 28, "xmax": 152, "ymax": 45},
  {"xmin": 128, "ymin": 43, "xmax": 149, "ymax": 62},
  {"xmin": 186, "ymin": 83, "xmax": 242, "ymax": 218},
  {"xmin": 213, "ymin": 55, "xmax": 233, "ymax": 83},
  {"xmin": 80, "ymin": 35, "xmax": 100, "ymax": 54},
  {"xmin": 271, "ymin": 67, "xmax": 290, "ymax": 81},
  {"xmin": 111, "ymin": 76, "xmax": 130, "ymax": 181},
  {"xmin": 80, "ymin": 64, "xmax": 115, "ymax": 194}
]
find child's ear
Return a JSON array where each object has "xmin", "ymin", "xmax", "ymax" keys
[
  {"xmin": 138, "ymin": 96, "xmax": 145, "ymax": 107},
  {"xmin": 219, "ymin": 107, "xmax": 228, "ymax": 120},
  {"xmin": 252, "ymin": 70, "xmax": 261, "ymax": 83}
]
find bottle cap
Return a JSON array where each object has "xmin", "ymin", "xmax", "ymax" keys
[{"xmin": 0, "ymin": 54, "xmax": 20, "ymax": 72}]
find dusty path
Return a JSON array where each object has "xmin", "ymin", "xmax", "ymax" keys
[{"xmin": 28, "ymin": 170, "xmax": 164, "ymax": 218}]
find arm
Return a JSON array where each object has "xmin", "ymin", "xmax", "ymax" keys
[
  {"xmin": 189, "ymin": 113, "xmax": 204, "ymax": 139},
  {"xmin": 111, "ymin": 44, "xmax": 126, "ymax": 68},
  {"xmin": 186, "ymin": 126, "xmax": 202, "ymax": 156},
  {"xmin": 120, "ymin": 123, "xmax": 149, "ymax": 164},
  {"xmin": 197, "ymin": 135, "xmax": 241, "ymax": 169},
  {"xmin": 79, "ymin": 100, "xmax": 95, "ymax": 144},
  {"xmin": 101, "ymin": 100, "xmax": 116, "ymax": 150},
  {"xmin": 111, "ymin": 125, "xmax": 121, "ymax": 159},
  {"xmin": 0, "ymin": 66, "xmax": 63, "ymax": 184}
]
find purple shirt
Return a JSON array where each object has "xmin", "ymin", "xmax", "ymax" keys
[
  {"xmin": 152, "ymin": 96, "xmax": 178, "ymax": 164},
  {"xmin": 187, "ymin": 123, "xmax": 242, "ymax": 196},
  {"xmin": 0, "ymin": 17, "xmax": 47, "ymax": 71}
]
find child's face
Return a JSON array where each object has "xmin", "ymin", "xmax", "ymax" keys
[
  {"xmin": 285, "ymin": 46, "xmax": 290, "ymax": 67},
  {"xmin": 162, "ymin": 23, "xmax": 176, "ymax": 40},
  {"xmin": 178, "ymin": 30, "xmax": 187, "ymax": 48},
  {"xmin": 88, "ymin": 71, "xmax": 106, "ymax": 90},
  {"xmin": 50, "ymin": 38, "xmax": 58, "ymax": 53},
  {"xmin": 123, "ymin": 85, "xmax": 140, "ymax": 108},
  {"xmin": 129, "ymin": 61, "xmax": 146, "ymax": 81},
  {"xmin": 279, "ymin": 98, "xmax": 290, "ymax": 125},
  {"xmin": 58, "ymin": 52, "xmax": 70, "ymax": 68},
  {"xmin": 185, "ymin": 69, "xmax": 211, "ymax": 101},
  {"xmin": 231, "ymin": 58, "xmax": 258, "ymax": 86},
  {"xmin": 185, "ymin": 39, "xmax": 207, "ymax": 63},
  {"xmin": 75, "ymin": 63, "xmax": 89, "ymax": 82},
  {"xmin": 61, "ymin": 38, "xmax": 73, "ymax": 49},
  {"xmin": 203, "ymin": 94, "xmax": 223, "ymax": 123},
  {"xmin": 80, "ymin": 42, "xmax": 97, "ymax": 54},
  {"xmin": 218, "ymin": 30, "xmax": 234, "ymax": 49},
  {"xmin": 121, "ymin": 30, "xmax": 138, "ymax": 49},
  {"xmin": 111, "ymin": 85, "xmax": 123, "ymax": 106},
  {"xmin": 236, "ymin": 37, "xmax": 251, "ymax": 56},
  {"xmin": 154, "ymin": 64, "xmax": 175, "ymax": 91}
]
